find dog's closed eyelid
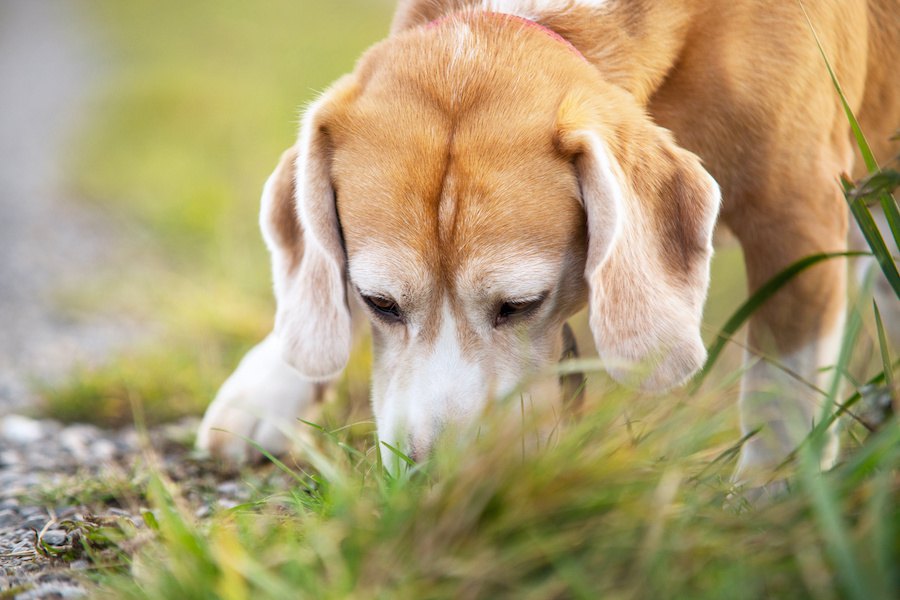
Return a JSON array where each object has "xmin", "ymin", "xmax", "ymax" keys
[
  {"xmin": 357, "ymin": 288, "xmax": 404, "ymax": 322},
  {"xmin": 508, "ymin": 291, "xmax": 549, "ymax": 305},
  {"xmin": 493, "ymin": 292, "xmax": 549, "ymax": 327}
]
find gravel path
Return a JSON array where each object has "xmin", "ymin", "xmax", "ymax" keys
[
  {"xmin": 0, "ymin": 415, "xmax": 167, "ymax": 599},
  {"xmin": 0, "ymin": 2, "xmax": 180, "ymax": 596},
  {"xmin": 0, "ymin": 0, "xmax": 141, "ymax": 413},
  {"xmin": 0, "ymin": 415, "xmax": 270, "ymax": 598}
]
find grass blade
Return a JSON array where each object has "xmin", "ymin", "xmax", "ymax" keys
[
  {"xmin": 380, "ymin": 441, "xmax": 416, "ymax": 468},
  {"xmin": 799, "ymin": 2, "xmax": 900, "ymax": 295},
  {"xmin": 228, "ymin": 431, "xmax": 308, "ymax": 486},
  {"xmin": 850, "ymin": 169, "xmax": 900, "ymax": 251},
  {"xmin": 798, "ymin": 2, "xmax": 876, "ymax": 170},
  {"xmin": 694, "ymin": 251, "xmax": 868, "ymax": 389},
  {"xmin": 872, "ymin": 302, "xmax": 894, "ymax": 391},
  {"xmin": 797, "ymin": 446, "xmax": 873, "ymax": 600},
  {"xmin": 843, "ymin": 176, "xmax": 900, "ymax": 298}
]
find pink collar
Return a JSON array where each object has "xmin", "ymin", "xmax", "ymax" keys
[{"xmin": 427, "ymin": 11, "xmax": 587, "ymax": 62}]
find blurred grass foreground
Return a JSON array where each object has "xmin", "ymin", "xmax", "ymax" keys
[{"xmin": 35, "ymin": 0, "xmax": 899, "ymax": 598}]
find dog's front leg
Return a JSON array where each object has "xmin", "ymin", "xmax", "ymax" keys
[
  {"xmin": 729, "ymin": 191, "xmax": 848, "ymax": 494},
  {"xmin": 196, "ymin": 333, "xmax": 330, "ymax": 464}
]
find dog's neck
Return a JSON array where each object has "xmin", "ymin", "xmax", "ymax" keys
[
  {"xmin": 397, "ymin": 1, "xmax": 699, "ymax": 106},
  {"xmin": 428, "ymin": 11, "xmax": 589, "ymax": 63},
  {"xmin": 529, "ymin": 2, "xmax": 696, "ymax": 105}
]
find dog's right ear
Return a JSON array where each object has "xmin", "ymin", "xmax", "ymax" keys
[
  {"xmin": 259, "ymin": 84, "xmax": 355, "ymax": 379},
  {"xmin": 557, "ymin": 89, "xmax": 720, "ymax": 392}
]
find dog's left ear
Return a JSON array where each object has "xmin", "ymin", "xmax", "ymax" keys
[
  {"xmin": 559, "ymin": 101, "xmax": 721, "ymax": 391},
  {"xmin": 260, "ymin": 79, "xmax": 357, "ymax": 380}
]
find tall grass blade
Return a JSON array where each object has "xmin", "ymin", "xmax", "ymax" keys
[
  {"xmin": 849, "ymin": 169, "xmax": 900, "ymax": 252},
  {"xmin": 779, "ymin": 275, "xmax": 871, "ymax": 471},
  {"xmin": 380, "ymin": 441, "xmax": 416, "ymax": 468},
  {"xmin": 815, "ymin": 277, "xmax": 866, "ymax": 454},
  {"xmin": 694, "ymin": 251, "xmax": 868, "ymax": 389},
  {"xmin": 815, "ymin": 358, "xmax": 900, "ymax": 434},
  {"xmin": 800, "ymin": 2, "xmax": 900, "ymax": 296},
  {"xmin": 798, "ymin": 3, "xmax": 876, "ymax": 170},
  {"xmin": 229, "ymin": 431, "xmax": 308, "ymax": 486},
  {"xmin": 843, "ymin": 176, "xmax": 900, "ymax": 298},
  {"xmin": 298, "ymin": 419, "xmax": 366, "ymax": 460},
  {"xmin": 797, "ymin": 446, "xmax": 873, "ymax": 600},
  {"xmin": 790, "ymin": 244, "xmax": 876, "ymax": 598},
  {"xmin": 872, "ymin": 302, "xmax": 894, "ymax": 391},
  {"xmin": 868, "ymin": 470, "xmax": 897, "ymax": 598},
  {"xmin": 837, "ymin": 418, "xmax": 900, "ymax": 484}
]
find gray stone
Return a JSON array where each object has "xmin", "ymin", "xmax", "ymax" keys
[
  {"xmin": 89, "ymin": 438, "xmax": 117, "ymax": 462},
  {"xmin": 0, "ymin": 508, "xmax": 18, "ymax": 529},
  {"xmin": 0, "ymin": 449, "xmax": 21, "ymax": 467},
  {"xmin": 21, "ymin": 515, "xmax": 47, "ymax": 530},
  {"xmin": 40, "ymin": 529, "xmax": 68, "ymax": 546},
  {"xmin": 0, "ymin": 415, "xmax": 44, "ymax": 444}
]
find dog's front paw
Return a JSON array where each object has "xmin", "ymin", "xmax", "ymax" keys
[
  {"xmin": 730, "ymin": 428, "xmax": 839, "ymax": 506},
  {"xmin": 726, "ymin": 479, "xmax": 791, "ymax": 509},
  {"xmin": 196, "ymin": 334, "xmax": 323, "ymax": 464}
]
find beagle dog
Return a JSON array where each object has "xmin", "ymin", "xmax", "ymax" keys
[{"xmin": 197, "ymin": 0, "xmax": 900, "ymax": 484}]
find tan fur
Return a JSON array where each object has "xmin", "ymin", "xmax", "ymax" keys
[{"xmin": 199, "ymin": 0, "xmax": 899, "ymax": 473}]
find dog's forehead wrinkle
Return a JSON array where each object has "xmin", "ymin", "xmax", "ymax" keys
[
  {"xmin": 435, "ymin": 125, "xmax": 461, "ymax": 251},
  {"xmin": 348, "ymin": 244, "xmax": 432, "ymax": 301},
  {"xmin": 457, "ymin": 250, "xmax": 564, "ymax": 299}
]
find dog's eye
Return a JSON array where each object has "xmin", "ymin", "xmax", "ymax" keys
[
  {"xmin": 494, "ymin": 295, "xmax": 546, "ymax": 327},
  {"xmin": 362, "ymin": 294, "xmax": 402, "ymax": 321}
]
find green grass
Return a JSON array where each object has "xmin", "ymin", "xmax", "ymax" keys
[
  {"xmin": 41, "ymin": 1, "xmax": 900, "ymax": 598},
  {"xmin": 93, "ymin": 386, "xmax": 898, "ymax": 599}
]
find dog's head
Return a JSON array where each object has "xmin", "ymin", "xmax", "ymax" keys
[{"xmin": 261, "ymin": 14, "xmax": 720, "ymax": 461}]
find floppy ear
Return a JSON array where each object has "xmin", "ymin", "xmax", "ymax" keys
[
  {"xmin": 259, "ymin": 90, "xmax": 352, "ymax": 380},
  {"xmin": 561, "ymin": 116, "xmax": 721, "ymax": 391}
]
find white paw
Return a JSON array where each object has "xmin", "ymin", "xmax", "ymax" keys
[
  {"xmin": 731, "ymin": 427, "xmax": 839, "ymax": 501},
  {"xmin": 196, "ymin": 334, "xmax": 323, "ymax": 464},
  {"xmin": 727, "ymin": 479, "xmax": 790, "ymax": 509}
]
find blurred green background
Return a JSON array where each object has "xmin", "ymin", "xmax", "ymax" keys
[
  {"xmin": 46, "ymin": 0, "xmax": 395, "ymax": 423},
  {"xmin": 45, "ymin": 0, "xmax": 748, "ymax": 426}
]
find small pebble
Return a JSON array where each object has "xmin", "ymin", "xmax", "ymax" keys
[
  {"xmin": 41, "ymin": 529, "xmax": 68, "ymax": 546},
  {"xmin": 1, "ymin": 415, "xmax": 45, "ymax": 444},
  {"xmin": 0, "ymin": 508, "xmax": 18, "ymax": 529},
  {"xmin": 59, "ymin": 427, "xmax": 93, "ymax": 463},
  {"xmin": 22, "ymin": 515, "xmax": 47, "ymax": 530},
  {"xmin": 0, "ymin": 449, "xmax": 20, "ymax": 467},
  {"xmin": 90, "ymin": 438, "xmax": 117, "ymax": 461},
  {"xmin": 216, "ymin": 480, "xmax": 243, "ymax": 496}
]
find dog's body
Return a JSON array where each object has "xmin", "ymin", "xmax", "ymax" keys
[{"xmin": 197, "ymin": 0, "xmax": 899, "ymax": 483}]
